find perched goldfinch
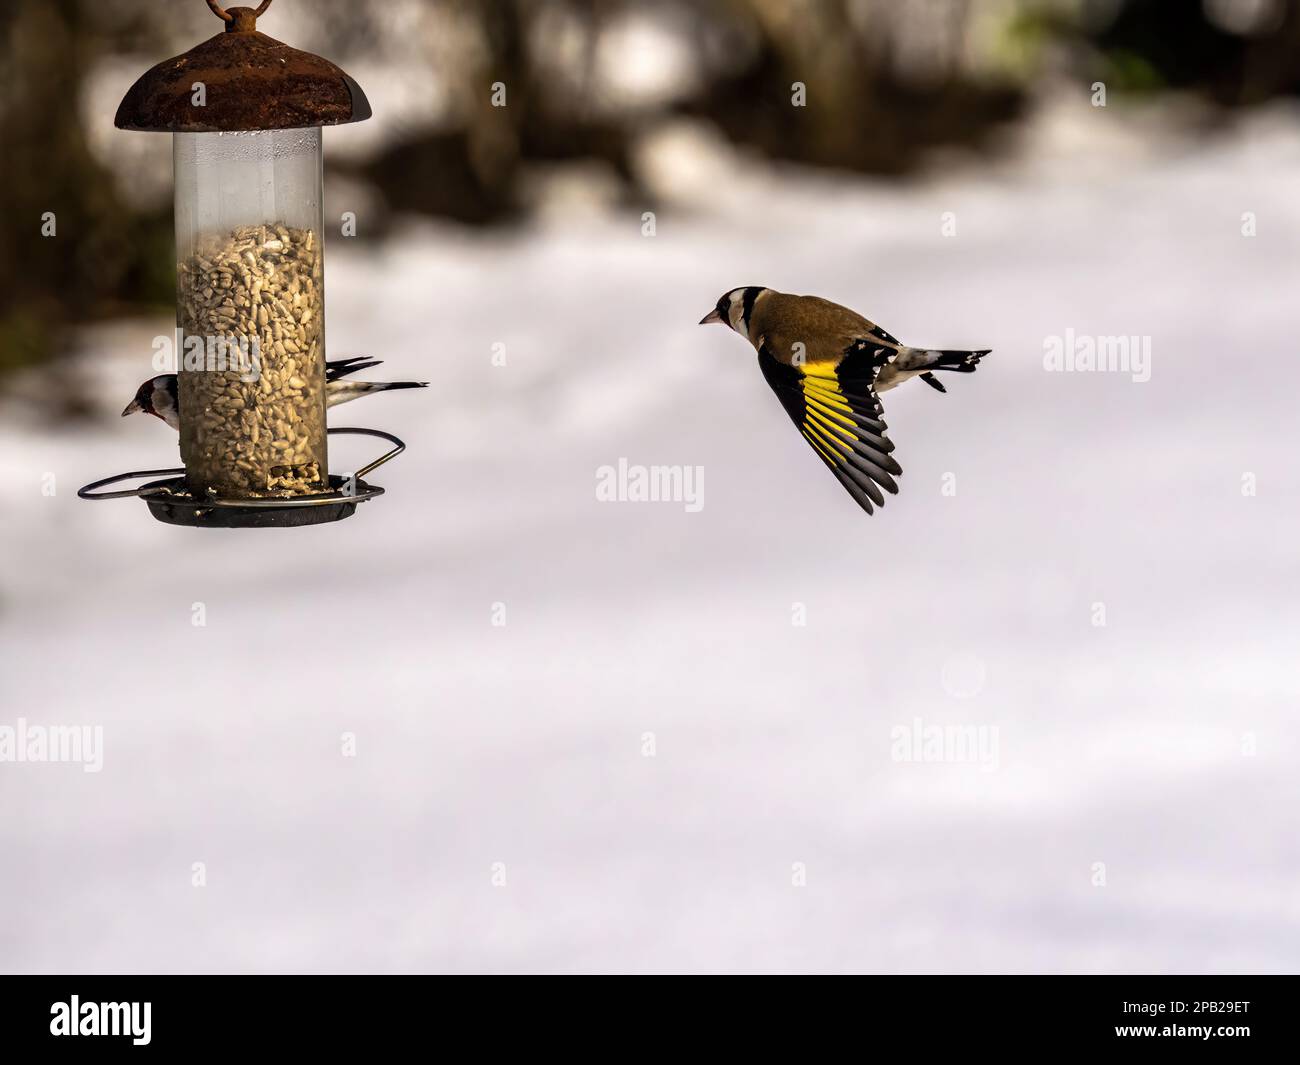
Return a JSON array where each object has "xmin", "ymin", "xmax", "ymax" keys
[
  {"xmin": 700, "ymin": 287, "xmax": 989, "ymax": 515},
  {"xmin": 122, "ymin": 357, "xmax": 427, "ymax": 430}
]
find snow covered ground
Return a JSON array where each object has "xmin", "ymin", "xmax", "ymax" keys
[{"xmin": 2, "ymin": 98, "xmax": 1298, "ymax": 973}]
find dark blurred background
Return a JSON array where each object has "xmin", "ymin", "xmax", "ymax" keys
[{"xmin": 3, "ymin": 0, "xmax": 1298, "ymax": 398}]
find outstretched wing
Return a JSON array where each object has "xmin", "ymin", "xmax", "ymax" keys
[{"xmin": 757, "ymin": 343, "xmax": 902, "ymax": 515}]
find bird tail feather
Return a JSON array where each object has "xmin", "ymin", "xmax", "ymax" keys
[
  {"xmin": 924, "ymin": 348, "xmax": 990, "ymax": 374},
  {"xmin": 327, "ymin": 380, "xmax": 430, "ymax": 408},
  {"xmin": 368, "ymin": 381, "xmax": 427, "ymax": 392}
]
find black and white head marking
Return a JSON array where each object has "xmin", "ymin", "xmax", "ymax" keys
[
  {"xmin": 124, "ymin": 375, "xmax": 180, "ymax": 428},
  {"xmin": 150, "ymin": 377, "xmax": 178, "ymax": 423},
  {"xmin": 717, "ymin": 286, "xmax": 767, "ymax": 339}
]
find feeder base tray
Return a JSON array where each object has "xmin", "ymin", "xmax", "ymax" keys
[
  {"xmin": 78, "ymin": 427, "xmax": 404, "ymax": 529},
  {"xmin": 139, "ymin": 476, "xmax": 384, "ymax": 528}
]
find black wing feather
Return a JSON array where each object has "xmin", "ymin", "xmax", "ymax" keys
[
  {"xmin": 757, "ymin": 345, "xmax": 902, "ymax": 516},
  {"xmin": 326, "ymin": 357, "xmax": 383, "ymax": 382}
]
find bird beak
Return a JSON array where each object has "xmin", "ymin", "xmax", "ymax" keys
[
  {"xmin": 121, "ymin": 399, "xmax": 142, "ymax": 417},
  {"xmin": 698, "ymin": 308, "xmax": 724, "ymax": 325}
]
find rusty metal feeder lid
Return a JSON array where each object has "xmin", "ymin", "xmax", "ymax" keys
[{"xmin": 115, "ymin": 0, "xmax": 371, "ymax": 133}]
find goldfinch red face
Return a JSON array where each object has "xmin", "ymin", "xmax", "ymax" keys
[{"xmin": 122, "ymin": 376, "xmax": 179, "ymax": 429}]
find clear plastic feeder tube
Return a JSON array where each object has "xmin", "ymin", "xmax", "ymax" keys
[{"xmin": 173, "ymin": 128, "xmax": 328, "ymax": 498}]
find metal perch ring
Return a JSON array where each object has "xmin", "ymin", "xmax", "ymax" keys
[{"xmin": 78, "ymin": 428, "xmax": 404, "ymax": 528}]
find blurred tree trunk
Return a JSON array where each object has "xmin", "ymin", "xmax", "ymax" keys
[
  {"xmin": 0, "ymin": 0, "xmax": 170, "ymax": 394},
  {"xmin": 697, "ymin": 0, "xmax": 1023, "ymax": 175},
  {"xmin": 355, "ymin": 0, "xmax": 643, "ymax": 227}
]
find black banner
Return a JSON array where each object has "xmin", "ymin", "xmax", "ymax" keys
[{"xmin": 0, "ymin": 976, "xmax": 1290, "ymax": 1052}]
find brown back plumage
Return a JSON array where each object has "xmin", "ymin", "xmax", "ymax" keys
[{"xmin": 748, "ymin": 291, "xmax": 893, "ymax": 367}]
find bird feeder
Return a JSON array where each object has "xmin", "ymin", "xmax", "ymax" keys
[{"xmin": 80, "ymin": 0, "xmax": 404, "ymax": 527}]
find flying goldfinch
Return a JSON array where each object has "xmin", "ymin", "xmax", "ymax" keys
[
  {"xmin": 700, "ymin": 287, "xmax": 989, "ymax": 515},
  {"xmin": 121, "ymin": 357, "xmax": 428, "ymax": 430}
]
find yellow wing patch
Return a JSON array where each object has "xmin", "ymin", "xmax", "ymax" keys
[
  {"xmin": 800, "ymin": 370, "xmax": 862, "ymax": 445},
  {"xmin": 796, "ymin": 365, "xmax": 901, "ymax": 505},
  {"xmin": 756, "ymin": 346, "xmax": 901, "ymax": 515},
  {"xmin": 798, "ymin": 359, "xmax": 841, "ymax": 380}
]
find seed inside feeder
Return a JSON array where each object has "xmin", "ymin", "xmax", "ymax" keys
[{"xmin": 178, "ymin": 222, "xmax": 327, "ymax": 497}]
